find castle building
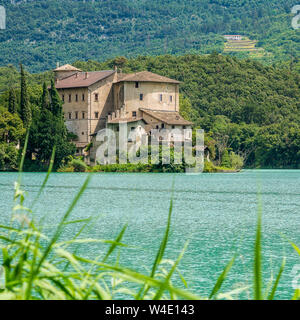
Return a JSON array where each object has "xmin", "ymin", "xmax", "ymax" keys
[{"xmin": 53, "ymin": 64, "xmax": 193, "ymax": 162}]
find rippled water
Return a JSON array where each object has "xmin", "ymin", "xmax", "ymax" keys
[{"xmin": 0, "ymin": 170, "xmax": 300, "ymax": 299}]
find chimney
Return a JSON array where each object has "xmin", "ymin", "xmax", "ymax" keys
[
  {"xmin": 85, "ymin": 72, "xmax": 88, "ymax": 79},
  {"xmin": 56, "ymin": 62, "xmax": 60, "ymax": 68},
  {"xmin": 114, "ymin": 65, "xmax": 118, "ymax": 72}
]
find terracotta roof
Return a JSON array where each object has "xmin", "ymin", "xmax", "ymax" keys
[
  {"xmin": 117, "ymin": 71, "xmax": 180, "ymax": 84},
  {"xmin": 108, "ymin": 117, "xmax": 144, "ymax": 124},
  {"xmin": 55, "ymin": 71, "xmax": 115, "ymax": 89},
  {"xmin": 54, "ymin": 64, "xmax": 82, "ymax": 72},
  {"xmin": 140, "ymin": 108, "xmax": 193, "ymax": 126}
]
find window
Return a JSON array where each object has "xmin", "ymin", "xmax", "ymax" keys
[
  {"xmin": 75, "ymin": 111, "xmax": 78, "ymax": 120},
  {"xmin": 95, "ymin": 93, "xmax": 99, "ymax": 102},
  {"xmin": 131, "ymin": 127, "xmax": 135, "ymax": 131},
  {"xmin": 82, "ymin": 94, "xmax": 85, "ymax": 101},
  {"xmin": 75, "ymin": 94, "xmax": 78, "ymax": 102},
  {"xmin": 132, "ymin": 111, "xmax": 137, "ymax": 117},
  {"xmin": 183, "ymin": 126, "xmax": 186, "ymax": 129},
  {"xmin": 161, "ymin": 123, "xmax": 165, "ymax": 129},
  {"xmin": 62, "ymin": 94, "xmax": 64, "ymax": 102},
  {"xmin": 68, "ymin": 112, "xmax": 72, "ymax": 120},
  {"xmin": 82, "ymin": 132, "xmax": 85, "ymax": 136},
  {"xmin": 69, "ymin": 94, "xmax": 72, "ymax": 103},
  {"xmin": 170, "ymin": 95, "xmax": 173, "ymax": 103},
  {"xmin": 82, "ymin": 112, "xmax": 85, "ymax": 119},
  {"xmin": 159, "ymin": 94, "xmax": 163, "ymax": 102},
  {"xmin": 95, "ymin": 112, "xmax": 99, "ymax": 119},
  {"xmin": 135, "ymin": 82, "xmax": 139, "ymax": 88},
  {"xmin": 172, "ymin": 125, "xmax": 175, "ymax": 129},
  {"xmin": 140, "ymin": 94, "xmax": 143, "ymax": 101}
]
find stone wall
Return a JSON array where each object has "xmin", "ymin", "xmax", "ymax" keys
[
  {"xmin": 60, "ymin": 87, "xmax": 89, "ymax": 144},
  {"xmin": 58, "ymin": 72, "xmax": 117, "ymax": 146},
  {"xmin": 115, "ymin": 82, "xmax": 179, "ymax": 117},
  {"xmin": 89, "ymin": 72, "xmax": 117, "ymax": 134}
]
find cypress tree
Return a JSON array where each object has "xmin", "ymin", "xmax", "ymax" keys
[
  {"xmin": 29, "ymin": 80, "xmax": 75, "ymax": 168},
  {"xmin": 20, "ymin": 64, "xmax": 32, "ymax": 128},
  {"xmin": 41, "ymin": 82, "xmax": 50, "ymax": 111},
  {"xmin": 50, "ymin": 79, "xmax": 63, "ymax": 117},
  {"xmin": 8, "ymin": 88, "xmax": 17, "ymax": 114}
]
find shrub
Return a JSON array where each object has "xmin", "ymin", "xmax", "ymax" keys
[
  {"xmin": 229, "ymin": 152, "xmax": 244, "ymax": 170},
  {"xmin": 70, "ymin": 158, "xmax": 88, "ymax": 172},
  {"xmin": 221, "ymin": 149, "xmax": 231, "ymax": 168},
  {"xmin": 204, "ymin": 160, "xmax": 218, "ymax": 173},
  {"xmin": 57, "ymin": 165, "xmax": 75, "ymax": 172}
]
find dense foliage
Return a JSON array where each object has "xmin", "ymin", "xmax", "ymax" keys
[
  {"xmin": 74, "ymin": 54, "xmax": 300, "ymax": 168},
  {"xmin": 0, "ymin": 107, "xmax": 24, "ymax": 170},
  {"xmin": 0, "ymin": 65, "xmax": 75, "ymax": 171},
  {"xmin": 0, "ymin": 0, "xmax": 299, "ymax": 72},
  {"xmin": 0, "ymin": 54, "xmax": 299, "ymax": 169}
]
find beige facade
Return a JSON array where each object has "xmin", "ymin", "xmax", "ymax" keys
[
  {"xmin": 113, "ymin": 81, "xmax": 179, "ymax": 118},
  {"xmin": 53, "ymin": 65, "xmax": 192, "ymax": 158},
  {"xmin": 88, "ymin": 72, "xmax": 117, "ymax": 134},
  {"xmin": 55, "ymin": 70, "xmax": 117, "ymax": 154},
  {"xmin": 60, "ymin": 87, "xmax": 89, "ymax": 146}
]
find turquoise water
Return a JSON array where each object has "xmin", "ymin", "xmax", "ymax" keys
[{"xmin": 0, "ymin": 170, "xmax": 300, "ymax": 299}]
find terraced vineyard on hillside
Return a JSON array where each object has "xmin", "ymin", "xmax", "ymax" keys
[{"xmin": 224, "ymin": 37, "xmax": 267, "ymax": 58}]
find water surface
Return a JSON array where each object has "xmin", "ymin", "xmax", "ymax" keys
[{"xmin": 0, "ymin": 170, "xmax": 299, "ymax": 299}]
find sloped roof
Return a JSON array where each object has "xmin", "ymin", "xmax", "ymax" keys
[
  {"xmin": 55, "ymin": 71, "xmax": 115, "ymax": 89},
  {"xmin": 140, "ymin": 108, "xmax": 193, "ymax": 126},
  {"xmin": 108, "ymin": 117, "xmax": 144, "ymax": 124},
  {"xmin": 117, "ymin": 71, "xmax": 180, "ymax": 84},
  {"xmin": 54, "ymin": 64, "xmax": 82, "ymax": 72}
]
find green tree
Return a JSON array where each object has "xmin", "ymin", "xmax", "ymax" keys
[
  {"xmin": 8, "ymin": 88, "xmax": 17, "ymax": 114},
  {"xmin": 50, "ymin": 79, "xmax": 62, "ymax": 117},
  {"xmin": 0, "ymin": 108, "xmax": 25, "ymax": 171},
  {"xmin": 28, "ymin": 84, "xmax": 75, "ymax": 168},
  {"xmin": 221, "ymin": 149, "xmax": 231, "ymax": 168},
  {"xmin": 229, "ymin": 151, "xmax": 244, "ymax": 170},
  {"xmin": 41, "ymin": 82, "xmax": 50, "ymax": 111},
  {"xmin": 0, "ymin": 108, "xmax": 25, "ymax": 144},
  {"xmin": 0, "ymin": 143, "xmax": 19, "ymax": 171},
  {"xmin": 20, "ymin": 64, "xmax": 32, "ymax": 128}
]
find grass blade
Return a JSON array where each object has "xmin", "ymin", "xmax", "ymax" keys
[
  {"xmin": 151, "ymin": 196, "xmax": 173, "ymax": 278},
  {"xmin": 268, "ymin": 258, "xmax": 285, "ymax": 300},
  {"xmin": 102, "ymin": 224, "xmax": 128, "ymax": 263},
  {"xmin": 209, "ymin": 256, "xmax": 235, "ymax": 300},
  {"xmin": 32, "ymin": 175, "xmax": 91, "ymax": 284},
  {"xmin": 153, "ymin": 241, "xmax": 189, "ymax": 300},
  {"xmin": 31, "ymin": 146, "xmax": 56, "ymax": 210},
  {"xmin": 18, "ymin": 130, "xmax": 29, "ymax": 178},
  {"xmin": 254, "ymin": 199, "xmax": 262, "ymax": 300}
]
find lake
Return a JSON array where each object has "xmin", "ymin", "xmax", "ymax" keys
[{"xmin": 0, "ymin": 170, "xmax": 300, "ymax": 299}]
